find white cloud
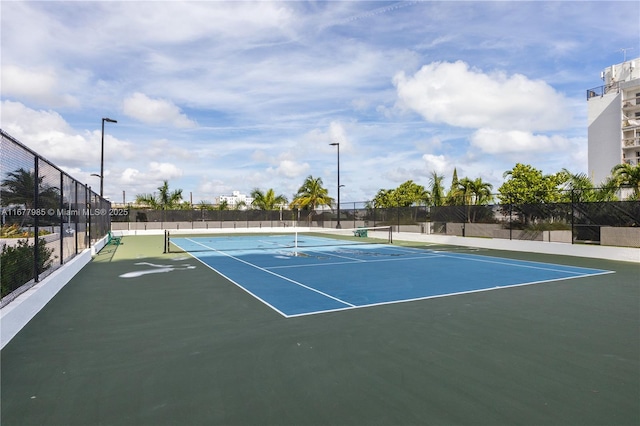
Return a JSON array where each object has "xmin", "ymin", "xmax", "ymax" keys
[
  {"xmin": 422, "ymin": 154, "xmax": 450, "ymax": 174},
  {"xmin": 269, "ymin": 160, "xmax": 310, "ymax": 179},
  {"xmin": 1, "ymin": 100, "xmax": 132, "ymax": 168},
  {"xmin": 470, "ymin": 128, "xmax": 571, "ymax": 154},
  {"xmin": 393, "ymin": 61, "xmax": 571, "ymax": 132},
  {"xmin": 148, "ymin": 162, "xmax": 183, "ymax": 180},
  {"xmin": 122, "ymin": 93, "xmax": 197, "ymax": 128}
]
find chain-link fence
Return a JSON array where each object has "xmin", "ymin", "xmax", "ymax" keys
[
  {"xmin": 113, "ymin": 194, "xmax": 639, "ymax": 247},
  {"xmin": 1, "ymin": 130, "xmax": 111, "ymax": 302}
]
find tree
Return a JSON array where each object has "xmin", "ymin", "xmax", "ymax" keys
[
  {"xmin": 498, "ymin": 164, "xmax": 566, "ymax": 205},
  {"xmin": 1, "ymin": 168, "xmax": 60, "ymax": 226},
  {"xmin": 612, "ymin": 163, "xmax": 640, "ymax": 200},
  {"xmin": 135, "ymin": 180, "xmax": 183, "ymax": 209},
  {"xmin": 250, "ymin": 188, "xmax": 288, "ymax": 210},
  {"xmin": 445, "ymin": 168, "xmax": 464, "ymax": 205},
  {"xmin": 289, "ymin": 175, "xmax": 333, "ymax": 222},
  {"xmin": 371, "ymin": 189, "xmax": 395, "ymax": 208},
  {"xmin": 560, "ymin": 169, "xmax": 617, "ymax": 202},
  {"xmin": 466, "ymin": 177, "xmax": 493, "ymax": 205},
  {"xmin": 394, "ymin": 180, "xmax": 430, "ymax": 207},
  {"xmin": 370, "ymin": 181, "xmax": 428, "ymax": 208},
  {"xmin": 497, "ymin": 163, "xmax": 567, "ymax": 225},
  {"xmin": 428, "ymin": 171, "xmax": 445, "ymax": 207}
]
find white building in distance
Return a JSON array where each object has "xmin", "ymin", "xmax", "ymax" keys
[
  {"xmin": 587, "ymin": 57, "xmax": 640, "ymax": 185},
  {"xmin": 217, "ymin": 191, "xmax": 253, "ymax": 210}
]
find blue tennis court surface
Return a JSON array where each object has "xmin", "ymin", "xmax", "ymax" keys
[{"xmin": 171, "ymin": 235, "xmax": 614, "ymax": 317}]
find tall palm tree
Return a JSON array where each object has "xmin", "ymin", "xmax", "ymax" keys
[
  {"xmin": 289, "ymin": 175, "xmax": 333, "ymax": 222},
  {"xmin": 1, "ymin": 168, "xmax": 60, "ymax": 226},
  {"xmin": 250, "ymin": 188, "xmax": 288, "ymax": 210},
  {"xmin": 467, "ymin": 177, "xmax": 493, "ymax": 205},
  {"xmin": 135, "ymin": 180, "xmax": 183, "ymax": 209},
  {"xmin": 1, "ymin": 168, "xmax": 60, "ymax": 209},
  {"xmin": 612, "ymin": 163, "xmax": 640, "ymax": 199},
  {"xmin": 559, "ymin": 169, "xmax": 618, "ymax": 202},
  {"xmin": 428, "ymin": 171, "xmax": 445, "ymax": 207}
]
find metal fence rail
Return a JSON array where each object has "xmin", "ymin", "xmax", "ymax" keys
[{"xmin": 1, "ymin": 129, "xmax": 111, "ymax": 302}]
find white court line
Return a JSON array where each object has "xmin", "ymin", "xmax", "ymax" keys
[
  {"xmin": 184, "ymin": 238, "xmax": 356, "ymax": 308},
  {"xmin": 283, "ymin": 270, "xmax": 615, "ymax": 318},
  {"xmin": 176, "ymin": 238, "xmax": 615, "ymax": 319},
  {"xmin": 265, "ymin": 254, "xmax": 445, "ymax": 270},
  {"xmin": 432, "ymin": 251, "xmax": 612, "ymax": 276}
]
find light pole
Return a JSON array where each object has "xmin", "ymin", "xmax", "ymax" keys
[
  {"xmin": 329, "ymin": 142, "xmax": 341, "ymax": 229},
  {"xmin": 100, "ymin": 117, "xmax": 117, "ymax": 198}
]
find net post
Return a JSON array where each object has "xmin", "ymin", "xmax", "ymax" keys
[
  {"xmin": 163, "ymin": 230, "xmax": 168, "ymax": 253},
  {"xmin": 389, "ymin": 226, "xmax": 392, "ymax": 244}
]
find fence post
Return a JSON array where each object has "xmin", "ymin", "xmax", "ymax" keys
[
  {"xmin": 59, "ymin": 172, "xmax": 64, "ymax": 265},
  {"xmin": 571, "ymin": 189, "xmax": 575, "ymax": 244},
  {"xmin": 33, "ymin": 157, "xmax": 40, "ymax": 283}
]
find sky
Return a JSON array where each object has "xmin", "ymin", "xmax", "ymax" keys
[{"xmin": 2, "ymin": 1, "xmax": 639, "ymax": 205}]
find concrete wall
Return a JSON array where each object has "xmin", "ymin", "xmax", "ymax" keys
[
  {"xmin": 113, "ymin": 221, "xmax": 639, "ymax": 248},
  {"xmin": 601, "ymin": 227, "xmax": 640, "ymax": 248},
  {"xmin": 0, "ymin": 235, "xmax": 108, "ymax": 349}
]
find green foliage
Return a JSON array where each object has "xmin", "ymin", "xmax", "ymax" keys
[
  {"xmin": 251, "ymin": 188, "xmax": 288, "ymax": 210},
  {"xmin": 135, "ymin": 180, "xmax": 183, "ymax": 209},
  {"xmin": 290, "ymin": 176, "xmax": 333, "ymax": 222},
  {"xmin": 559, "ymin": 169, "xmax": 618, "ymax": 202},
  {"xmin": 1, "ymin": 168, "xmax": 60, "ymax": 210},
  {"xmin": 1, "ymin": 238, "xmax": 54, "ymax": 298},
  {"xmin": 612, "ymin": 163, "xmax": 640, "ymax": 199},
  {"xmin": 428, "ymin": 171, "xmax": 445, "ymax": 207},
  {"xmin": 372, "ymin": 180, "xmax": 428, "ymax": 208},
  {"xmin": 497, "ymin": 163, "xmax": 567, "ymax": 205}
]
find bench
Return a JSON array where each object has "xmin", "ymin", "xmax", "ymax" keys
[
  {"xmin": 107, "ymin": 231, "xmax": 122, "ymax": 246},
  {"xmin": 353, "ymin": 228, "xmax": 368, "ymax": 238}
]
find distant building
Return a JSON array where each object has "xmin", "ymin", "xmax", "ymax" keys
[
  {"xmin": 217, "ymin": 191, "xmax": 254, "ymax": 210},
  {"xmin": 587, "ymin": 57, "xmax": 640, "ymax": 185}
]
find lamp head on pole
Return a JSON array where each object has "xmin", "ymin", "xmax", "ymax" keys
[{"xmin": 103, "ymin": 117, "xmax": 117, "ymax": 123}]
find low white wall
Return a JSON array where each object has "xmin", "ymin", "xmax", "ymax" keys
[
  {"xmin": 119, "ymin": 227, "xmax": 639, "ymax": 263},
  {"xmin": 393, "ymin": 232, "xmax": 639, "ymax": 263},
  {"xmin": 0, "ymin": 236, "xmax": 107, "ymax": 349}
]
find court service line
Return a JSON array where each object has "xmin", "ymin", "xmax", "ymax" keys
[
  {"xmin": 283, "ymin": 270, "xmax": 615, "ymax": 318},
  {"xmin": 434, "ymin": 251, "xmax": 612, "ymax": 276},
  {"xmin": 185, "ymin": 238, "xmax": 356, "ymax": 308},
  {"xmin": 265, "ymin": 254, "xmax": 445, "ymax": 270}
]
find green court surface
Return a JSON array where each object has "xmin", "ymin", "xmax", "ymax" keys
[{"xmin": 1, "ymin": 235, "xmax": 638, "ymax": 425}]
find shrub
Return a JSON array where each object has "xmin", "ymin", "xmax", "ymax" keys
[{"xmin": 1, "ymin": 238, "xmax": 54, "ymax": 298}]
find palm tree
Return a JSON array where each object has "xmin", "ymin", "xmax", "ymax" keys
[
  {"xmin": 1, "ymin": 168, "xmax": 60, "ymax": 226},
  {"xmin": 428, "ymin": 171, "xmax": 445, "ymax": 207},
  {"xmin": 250, "ymin": 188, "xmax": 288, "ymax": 210},
  {"xmin": 289, "ymin": 175, "xmax": 333, "ymax": 222},
  {"xmin": 467, "ymin": 177, "xmax": 493, "ymax": 205},
  {"xmin": 1, "ymin": 168, "xmax": 60, "ymax": 209},
  {"xmin": 559, "ymin": 169, "xmax": 617, "ymax": 202},
  {"xmin": 135, "ymin": 180, "xmax": 183, "ymax": 209},
  {"xmin": 612, "ymin": 163, "xmax": 640, "ymax": 199}
]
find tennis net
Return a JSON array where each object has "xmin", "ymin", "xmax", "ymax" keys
[{"xmin": 163, "ymin": 226, "xmax": 393, "ymax": 254}]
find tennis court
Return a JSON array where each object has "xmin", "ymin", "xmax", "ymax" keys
[
  {"xmin": 1, "ymin": 232, "xmax": 638, "ymax": 426},
  {"xmin": 168, "ymin": 230, "xmax": 614, "ymax": 317}
]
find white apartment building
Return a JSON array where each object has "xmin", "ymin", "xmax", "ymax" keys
[
  {"xmin": 217, "ymin": 191, "xmax": 254, "ymax": 210},
  {"xmin": 587, "ymin": 57, "xmax": 640, "ymax": 185}
]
